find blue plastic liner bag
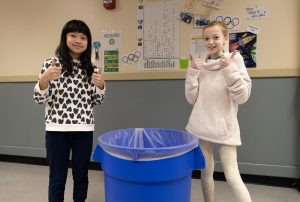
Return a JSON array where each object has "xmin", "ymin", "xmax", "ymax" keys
[
  {"xmin": 97, "ymin": 128, "xmax": 199, "ymax": 160},
  {"xmin": 93, "ymin": 128, "xmax": 205, "ymax": 202}
]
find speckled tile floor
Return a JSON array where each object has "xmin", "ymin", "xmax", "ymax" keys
[{"xmin": 0, "ymin": 162, "xmax": 299, "ymax": 202}]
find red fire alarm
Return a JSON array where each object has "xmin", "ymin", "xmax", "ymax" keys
[{"xmin": 103, "ymin": 0, "xmax": 116, "ymax": 10}]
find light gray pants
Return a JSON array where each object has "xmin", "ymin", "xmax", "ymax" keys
[{"xmin": 199, "ymin": 140, "xmax": 252, "ymax": 202}]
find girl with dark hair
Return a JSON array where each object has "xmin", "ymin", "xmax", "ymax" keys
[{"xmin": 33, "ymin": 19, "xmax": 105, "ymax": 202}]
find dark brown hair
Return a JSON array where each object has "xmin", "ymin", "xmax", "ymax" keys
[{"xmin": 55, "ymin": 19, "xmax": 94, "ymax": 77}]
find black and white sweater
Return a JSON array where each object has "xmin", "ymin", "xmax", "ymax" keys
[{"xmin": 33, "ymin": 57, "xmax": 105, "ymax": 132}]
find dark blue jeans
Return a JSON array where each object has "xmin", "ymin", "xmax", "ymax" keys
[{"xmin": 46, "ymin": 131, "xmax": 93, "ymax": 202}]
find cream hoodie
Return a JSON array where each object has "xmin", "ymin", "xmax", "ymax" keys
[{"xmin": 185, "ymin": 52, "xmax": 251, "ymax": 145}]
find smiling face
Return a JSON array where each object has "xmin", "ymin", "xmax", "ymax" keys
[
  {"xmin": 203, "ymin": 24, "xmax": 228, "ymax": 59},
  {"xmin": 66, "ymin": 32, "xmax": 88, "ymax": 59}
]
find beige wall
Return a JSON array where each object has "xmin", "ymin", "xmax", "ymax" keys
[{"xmin": 0, "ymin": 0, "xmax": 299, "ymax": 81}]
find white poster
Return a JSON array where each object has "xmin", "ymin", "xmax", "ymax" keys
[
  {"xmin": 246, "ymin": 6, "xmax": 268, "ymax": 19},
  {"xmin": 246, "ymin": 24, "xmax": 260, "ymax": 34},
  {"xmin": 102, "ymin": 32, "xmax": 122, "ymax": 50},
  {"xmin": 202, "ymin": 0, "xmax": 223, "ymax": 9},
  {"xmin": 190, "ymin": 34, "xmax": 207, "ymax": 60},
  {"xmin": 137, "ymin": 0, "xmax": 180, "ymax": 71}
]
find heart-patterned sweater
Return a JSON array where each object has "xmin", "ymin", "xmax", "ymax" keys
[{"xmin": 33, "ymin": 57, "xmax": 105, "ymax": 131}]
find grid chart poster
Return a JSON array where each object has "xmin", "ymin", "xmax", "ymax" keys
[{"xmin": 137, "ymin": 0, "xmax": 180, "ymax": 71}]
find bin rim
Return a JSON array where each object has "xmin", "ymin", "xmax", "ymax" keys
[{"xmin": 97, "ymin": 128, "xmax": 198, "ymax": 152}]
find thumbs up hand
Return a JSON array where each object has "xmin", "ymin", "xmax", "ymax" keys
[
  {"xmin": 189, "ymin": 54, "xmax": 203, "ymax": 70},
  {"xmin": 50, "ymin": 59, "xmax": 62, "ymax": 79},
  {"xmin": 41, "ymin": 59, "xmax": 62, "ymax": 82},
  {"xmin": 92, "ymin": 67, "xmax": 105, "ymax": 90},
  {"xmin": 38, "ymin": 58, "xmax": 62, "ymax": 90},
  {"xmin": 219, "ymin": 50, "xmax": 237, "ymax": 69}
]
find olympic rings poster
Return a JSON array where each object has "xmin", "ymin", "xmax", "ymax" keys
[
  {"xmin": 213, "ymin": 15, "xmax": 240, "ymax": 31},
  {"xmin": 122, "ymin": 51, "xmax": 141, "ymax": 65}
]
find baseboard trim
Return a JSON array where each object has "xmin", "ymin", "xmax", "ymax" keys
[
  {"xmin": 1, "ymin": 154, "xmax": 299, "ymax": 190},
  {"xmin": 191, "ymin": 171, "xmax": 299, "ymax": 189}
]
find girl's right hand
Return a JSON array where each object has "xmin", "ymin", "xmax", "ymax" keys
[
  {"xmin": 42, "ymin": 59, "xmax": 62, "ymax": 81},
  {"xmin": 39, "ymin": 59, "xmax": 61, "ymax": 90},
  {"xmin": 189, "ymin": 54, "xmax": 202, "ymax": 69}
]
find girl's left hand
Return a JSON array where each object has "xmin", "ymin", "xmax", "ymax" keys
[
  {"xmin": 91, "ymin": 68, "xmax": 105, "ymax": 89},
  {"xmin": 219, "ymin": 50, "xmax": 237, "ymax": 69}
]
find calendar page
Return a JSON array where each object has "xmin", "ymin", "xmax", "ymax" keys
[{"xmin": 137, "ymin": 0, "xmax": 180, "ymax": 71}]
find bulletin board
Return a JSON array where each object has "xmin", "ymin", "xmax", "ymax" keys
[{"xmin": 0, "ymin": 0, "xmax": 299, "ymax": 82}]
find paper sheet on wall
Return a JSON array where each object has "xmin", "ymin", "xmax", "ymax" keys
[
  {"xmin": 103, "ymin": 50, "xmax": 119, "ymax": 72},
  {"xmin": 245, "ymin": 6, "xmax": 268, "ymax": 19},
  {"xmin": 102, "ymin": 32, "xmax": 122, "ymax": 50},
  {"xmin": 190, "ymin": 34, "xmax": 208, "ymax": 60},
  {"xmin": 246, "ymin": 24, "xmax": 260, "ymax": 34},
  {"xmin": 101, "ymin": 32, "xmax": 121, "ymax": 72},
  {"xmin": 137, "ymin": 0, "xmax": 180, "ymax": 71},
  {"xmin": 202, "ymin": 0, "xmax": 223, "ymax": 9}
]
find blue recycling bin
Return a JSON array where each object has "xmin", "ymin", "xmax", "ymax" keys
[{"xmin": 93, "ymin": 128, "xmax": 205, "ymax": 202}]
